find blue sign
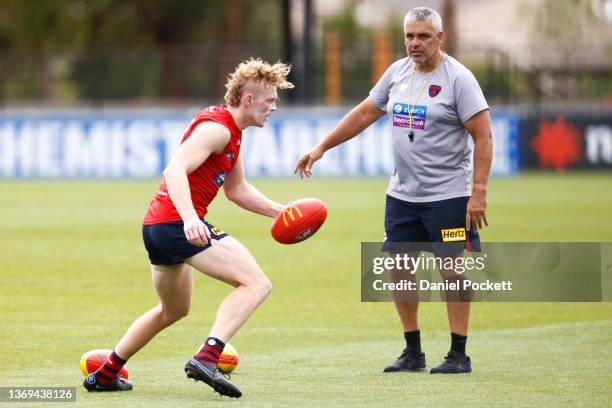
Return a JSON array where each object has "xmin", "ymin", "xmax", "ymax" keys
[{"xmin": 0, "ymin": 108, "xmax": 518, "ymax": 178}]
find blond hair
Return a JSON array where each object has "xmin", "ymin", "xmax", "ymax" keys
[{"xmin": 224, "ymin": 58, "xmax": 294, "ymax": 107}]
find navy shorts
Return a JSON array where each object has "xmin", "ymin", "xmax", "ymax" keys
[
  {"xmin": 382, "ymin": 195, "xmax": 481, "ymax": 256},
  {"xmin": 142, "ymin": 219, "xmax": 228, "ymax": 265}
]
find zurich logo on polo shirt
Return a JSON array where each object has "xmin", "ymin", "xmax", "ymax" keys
[{"xmin": 392, "ymin": 103, "xmax": 427, "ymax": 129}]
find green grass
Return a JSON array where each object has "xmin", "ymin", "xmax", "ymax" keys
[{"xmin": 1, "ymin": 173, "xmax": 611, "ymax": 407}]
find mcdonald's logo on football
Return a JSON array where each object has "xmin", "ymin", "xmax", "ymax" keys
[
  {"xmin": 282, "ymin": 205, "xmax": 303, "ymax": 227},
  {"xmin": 271, "ymin": 198, "xmax": 327, "ymax": 244}
]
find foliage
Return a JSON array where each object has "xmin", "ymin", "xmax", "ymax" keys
[{"xmin": 0, "ymin": 0, "xmax": 282, "ymax": 102}]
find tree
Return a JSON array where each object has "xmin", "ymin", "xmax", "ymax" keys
[{"xmin": 0, "ymin": 0, "xmax": 87, "ymax": 99}]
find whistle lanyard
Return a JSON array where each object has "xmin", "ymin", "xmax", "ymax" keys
[{"xmin": 407, "ymin": 52, "xmax": 443, "ymax": 141}]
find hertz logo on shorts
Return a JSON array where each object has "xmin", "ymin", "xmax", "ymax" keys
[{"xmin": 441, "ymin": 228, "xmax": 466, "ymax": 242}]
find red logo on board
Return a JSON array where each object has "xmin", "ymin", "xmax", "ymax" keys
[
  {"xmin": 429, "ymin": 85, "xmax": 441, "ymax": 97},
  {"xmin": 531, "ymin": 116, "xmax": 582, "ymax": 171}
]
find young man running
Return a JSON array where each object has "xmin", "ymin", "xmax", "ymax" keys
[{"xmin": 83, "ymin": 58, "xmax": 293, "ymax": 398}]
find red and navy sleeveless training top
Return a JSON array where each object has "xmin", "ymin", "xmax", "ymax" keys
[{"xmin": 143, "ymin": 105, "xmax": 242, "ymax": 225}]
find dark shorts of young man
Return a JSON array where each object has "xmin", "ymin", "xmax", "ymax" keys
[{"xmin": 142, "ymin": 219, "xmax": 228, "ymax": 265}]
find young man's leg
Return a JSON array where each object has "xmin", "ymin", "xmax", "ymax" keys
[
  {"xmin": 84, "ymin": 263, "xmax": 193, "ymax": 391},
  {"xmin": 115, "ymin": 263, "xmax": 193, "ymax": 358},
  {"xmin": 183, "ymin": 236, "xmax": 271, "ymax": 398},
  {"xmin": 187, "ymin": 236, "xmax": 272, "ymax": 341}
]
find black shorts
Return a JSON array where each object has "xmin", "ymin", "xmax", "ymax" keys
[
  {"xmin": 381, "ymin": 194, "xmax": 481, "ymax": 257},
  {"xmin": 142, "ymin": 219, "xmax": 228, "ymax": 265}
]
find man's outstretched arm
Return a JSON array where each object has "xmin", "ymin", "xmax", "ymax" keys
[{"xmin": 294, "ymin": 98, "xmax": 385, "ymax": 178}]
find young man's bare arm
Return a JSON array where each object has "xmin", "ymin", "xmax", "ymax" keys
[
  {"xmin": 163, "ymin": 121, "xmax": 230, "ymax": 246},
  {"xmin": 223, "ymin": 156, "xmax": 284, "ymax": 218}
]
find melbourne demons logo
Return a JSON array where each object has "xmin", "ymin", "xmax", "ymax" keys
[
  {"xmin": 429, "ymin": 85, "xmax": 441, "ymax": 97},
  {"xmin": 282, "ymin": 205, "xmax": 303, "ymax": 227}
]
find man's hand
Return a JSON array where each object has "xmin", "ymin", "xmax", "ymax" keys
[
  {"xmin": 466, "ymin": 188, "xmax": 488, "ymax": 231},
  {"xmin": 294, "ymin": 146, "xmax": 324, "ymax": 178},
  {"xmin": 464, "ymin": 110, "xmax": 492, "ymax": 232},
  {"xmin": 183, "ymin": 217, "xmax": 211, "ymax": 247}
]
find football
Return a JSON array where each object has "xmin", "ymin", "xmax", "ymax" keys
[
  {"xmin": 218, "ymin": 343, "xmax": 239, "ymax": 374},
  {"xmin": 271, "ymin": 198, "xmax": 327, "ymax": 244},
  {"xmin": 80, "ymin": 349, "xmax": 129, "ymax": 379}
]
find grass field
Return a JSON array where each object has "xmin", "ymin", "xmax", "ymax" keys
[{"xmin": 1, "ymin": 173, "xmax": 611, "ymax": 407}]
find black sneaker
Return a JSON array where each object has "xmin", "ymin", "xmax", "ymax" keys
[
  {"xmin": 83, "ymin": 373, "xmax": 133, "ymax": 392},
  {"xmin": 430, "ymin": 351, "xmax": 472, "ymax": 374},
  {"xmin": 185, "ymin": 358, "xmax": 242, "ymax": 398},
  {"xmin": 383, "ymin": 348, "xmax": 426, "ymax": 372}
]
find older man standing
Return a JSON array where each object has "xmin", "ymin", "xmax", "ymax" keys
[{"xmin": 295, "ymin": 7, "xmax": 493, "ymax": 374}]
